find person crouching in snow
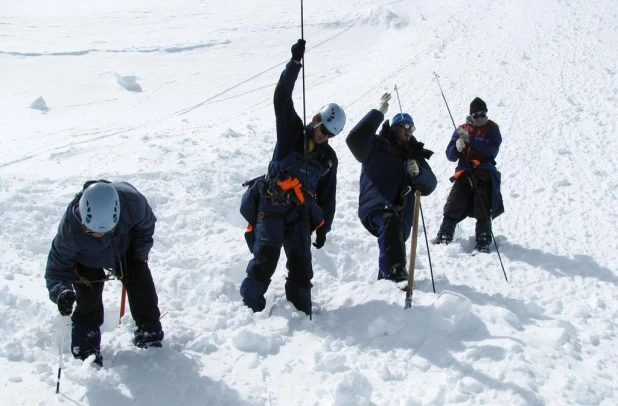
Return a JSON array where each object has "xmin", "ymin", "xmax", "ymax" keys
[
  {"xmin": 239, "ymin": 39, "xmax": 345, "ymax": 315},
  {"xmin": 434, "ymin": 97, "xmax": 504, "ymax": 253},
  {"xmin": 45, "ymin": 181, "xmax": 164, "ymax": 367},
  {"xmin": 346, "ymin": 92, "xmax": 437, "ymax": 287}
]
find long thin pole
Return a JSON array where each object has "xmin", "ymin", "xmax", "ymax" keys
[
  {"xmin": 419, "ymin": 204, "xmax": 436, "ymax": 293},
  {"xmin": 55, "ymin": 319, "xmax": 69, "ymax": 394},
  {"xmin": 393, "ymin": 85, "xmax": 435, "ymax": 292},
  {"xmin": 300, "ymin": 0, "xmax": 312, "ymax": 320},
  {"xmin": 405, "ymin": 191, "xmax": 422, "ymax": 309},
  {"xmin": 433, "ymin": 72, "xmax": 507, "ymax": 282}
]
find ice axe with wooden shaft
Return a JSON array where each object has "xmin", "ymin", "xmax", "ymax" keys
[{"xmin": 404, "ymin": 190, "xmax": 422, "ymax": 309}]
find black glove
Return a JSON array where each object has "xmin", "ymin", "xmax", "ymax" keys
[
  {"xmin": 291, "ymin": 39, "xmax": 306, "ymax": 62},
  {"xmin": 313, "ymin": 229, "xmax": 326, "ymax": 249},
  {"xmin": 57, "ymin": 290, "xmax": 76, "ymax": 316}
]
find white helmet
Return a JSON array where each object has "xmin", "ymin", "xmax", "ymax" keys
[
  {"xmin": 319, "ymin": 103, "xmax": 346, "ymax": 136},
  {"xmin": 79, "ymin": 183, "xmax": 120, "ymax": 232}
]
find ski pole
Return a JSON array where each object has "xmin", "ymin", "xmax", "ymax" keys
[
  {"xmin": 55, "ymin": 318, "xmax": 70, "ymax": 394},
  {"xmin": 119, "ymin": 286, "xmax": 127, "ymax": 325},
  {"xmin": 432, "ymin": 72, "xmax": 507, "ymax": 282},
  {"xmin": 393, "ymin": 85, "xmax": 436, "ymax": 293},
  {"xmin": 405, "ymin": 191, "xmax": 422, "ymax": 309}
]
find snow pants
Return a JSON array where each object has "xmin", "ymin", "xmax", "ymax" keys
[
  {"xmin": 365, "ymin": 208, "xmax": 410, "ymax": 281},
  {"xmin": 71, "ymin": 257, "xmax": 163, "ymax": 360},
  {"xmin": 240, "ymin": 199, "xmax": 313, "ymax": 315}
]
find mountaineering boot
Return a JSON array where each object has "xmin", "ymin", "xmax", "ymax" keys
[
  {"xmin": 434, "ymin": 217, "xmax": 457, "ymax": 245},
  {"xmin": 133, "ymin": 327, "xmax": 164, "ymax": 349},
  {"xmin": 474, "ymin": 220, "xmax": 492, "ymax": 254}
]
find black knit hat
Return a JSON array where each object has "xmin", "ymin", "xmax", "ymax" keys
[{"xmin": 469, "ymin": 97, "xmax": 488, "ymax": 114}]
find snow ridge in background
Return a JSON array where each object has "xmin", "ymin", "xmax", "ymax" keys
[{"xmin": 1, "ymin": 0, "xmax": 617, "ymax": 405}]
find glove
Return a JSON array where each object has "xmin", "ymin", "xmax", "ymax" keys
[
  {"xmin": 407, "ymin": 159, "xmax": 420, "ymax": 177},
  {"xmin": 291, "ymin": 39, "xmax": 306, "ymax": 62},
  {"xmin": 456, "ymin": 137, "xmax": 466, "ymax": 152},
  {"xmin": 457, "ymin": 127, "xmax": 470, "ymax": 142},
  {"xmin": 378, "ymin": 92, "xmax": 391, "ymax": 114},
  {"xmin": 313, "ymin": 229, "xmax": 326, "ymax": 249},
  {"xmin": 57, "ymin": 290, "xmax": 76, "ymax": 316}
]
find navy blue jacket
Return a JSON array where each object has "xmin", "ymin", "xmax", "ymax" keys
[
  {"xmin": 346, "ymin": 109, "xmax": 437, "ymax": 236},
  {"xmin": 267, "ymin": 60, "xmax": 338, "ymax": 233},
  {"xmin": 446, "ymin": 117, "xmax": 504, "ymax": 218},
  {"xmin": 45, "ymin": 182, "xmax": 156, "ymax": 303}
]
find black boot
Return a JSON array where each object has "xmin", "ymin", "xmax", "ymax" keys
[
  {"xmin": 474, "ymin": 220, "xmax": 492, "ymax": 253},
  {"xmin": 435, "ymin": 217, "xmax": 457, "ymax": 244},
  {"xmin": 133, "ymin": 325, "xmax": 164, "ymax": 349}
]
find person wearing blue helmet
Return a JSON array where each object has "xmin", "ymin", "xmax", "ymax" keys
[
  {"xmin": 45, "ymin": 180, "xmax": 163, "ymax": 367},
  {"xmin": 239, "ymin": 39, "xmax": 346, "ymax": 315},
  {"xmin": 346, "ymin": 93, "xmax": 437, "ymax": 287}
]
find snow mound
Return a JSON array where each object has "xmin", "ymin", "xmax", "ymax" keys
[
  {"xmin": 115, "ymin": 73, "xmax": 143, "ymax": 92},
  {"xmin": 358, "ymin": 7, "xmax": 409, "ymax": 29},
  {"xmin": 30, "ymin": 96, "xmax": 48, "ymax": 112},
  {"xmin": 429, "ymin": 290, "xmax": 474, "ymax": 334}
]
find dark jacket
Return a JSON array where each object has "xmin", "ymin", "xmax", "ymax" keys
[
  {"xmin": 446, "ymin": 117, "xmax": 504, "ymax": 218},
  {"xmin": 267, "ymin": 60, "xmax": 338, "ymax": 233},
  {"xmin": 45, "ymin": 182, "xmax": 156, "ymax": 302},
  {"xmin": 346, "ymin": 109, "xmax": 437, "ymax": 236}
]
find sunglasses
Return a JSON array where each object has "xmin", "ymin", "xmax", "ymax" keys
[
  {"xmin": 318, "ymin": 123, "xmax": 335, "ymax": 138},
  {"xmin": 398, "ymin": 123, "xmax": 416, "ymax": 131},
  {"xmin": 472, "ymin": 111, "xmax": 487, "ymax": 119},
  {"xmin": 83, "ymin": 226, "xmax": 115, "ymax": 235}
]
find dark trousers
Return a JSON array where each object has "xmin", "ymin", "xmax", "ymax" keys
[
  {"xmin": 367, "ymin": 208, "xmax": 409, "ymax": 280},
  {"xmin": 71, "ymin": 258, "xmax": 161, "ymax": 358},
  {"xmin": 443, "ymin": 170, "xmax": 492, "ymax": 222},
  {"xmin": 241, "ymin": 203, "xmax": 313, "ymax": 314}
]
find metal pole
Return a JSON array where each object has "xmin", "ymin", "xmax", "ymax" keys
[
  {"xmin": 300, "ymin": 0, "xmax": 312, "ymax": 320},
  {"xmin": 55, "ymin": 318, "xmax": 69, "ymax": 394}
]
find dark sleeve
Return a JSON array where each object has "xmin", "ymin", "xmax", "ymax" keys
[
  {"xmin": 128, "ymin": 193, "xmax": 157, "ymax": 261},
  {"xmin": 409, "ymin": 159, "xmax": 437, "ymax": 196},
  {"xmin": 445, "ymin": 130, "xmax": 460, "ymax": 162},
  {"xmin": 317, "ymin": 154, "xmax": 338, "ymax": 234},
  {"xmin": 45, "ymin": 221, "xmax": 78, "ymax": 303},
  {"xmin": 345, "ymin": 109, "xmax": 385, "ymax": 163},
  {"xmin": 470, "ymin": 125, "xmax": 502, "ymax": 158},
  {"xmin": 272, "ymin": 61, "xmax": 304, "ymax": 161}
]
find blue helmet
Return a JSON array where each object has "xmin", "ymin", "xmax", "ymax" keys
[
  {"xmin": 79, "ymin": 183, "xmax": 120, "ymax": 232},
  {"xmin": 391, "ymin": 113, "xmax": 414, "ymax": 127}
]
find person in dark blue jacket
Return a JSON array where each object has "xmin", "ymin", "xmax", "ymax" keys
[
  {"xmin": 239, "ymin": 40, "xmax": 345, "ymax": 315},
  {"xmin": 434, "ymin": 97, "xmax": 504, "ymax": 253},
  {"xmin": 346, "ymin": 92, "xmax": 437, "ymax": 286},
  {"xmin": 45, "ymin": 180, "xmax": 163, "ymax": 366}
]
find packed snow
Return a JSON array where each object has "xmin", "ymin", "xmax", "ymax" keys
[{"xmin": 1, "ymin": 0, "xmax": 617, "ymax": 405}]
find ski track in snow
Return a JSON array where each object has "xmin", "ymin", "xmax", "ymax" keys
[{"xmin": 1, "ymin": 0, "xmax": 618, "ymax": 405}]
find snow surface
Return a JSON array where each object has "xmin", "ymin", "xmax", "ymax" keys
[{"xmin": 1, "ymin": 0, "xmax": 618, "ymax": 405}]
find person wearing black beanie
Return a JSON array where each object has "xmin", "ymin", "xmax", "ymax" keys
[{"xmin": 434, "ymin": 97, "xmax": 504, "ymax": 253}]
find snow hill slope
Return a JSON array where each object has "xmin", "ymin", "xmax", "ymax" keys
[{"xmin": 1, "ymin": 0, "xmax": 617, "ymax": 405}]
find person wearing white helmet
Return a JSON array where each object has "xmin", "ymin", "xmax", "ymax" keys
[
  {"xmin": 45, "ymin": 180, "xmax": 163, "ymax": 367},
  {"xmin": 239, "ymin": 39, "xmax": 346, "ymax": 316},
  {"xmin": 346, "ymin": 93, "xmax": 437, "ymax": 288}
]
